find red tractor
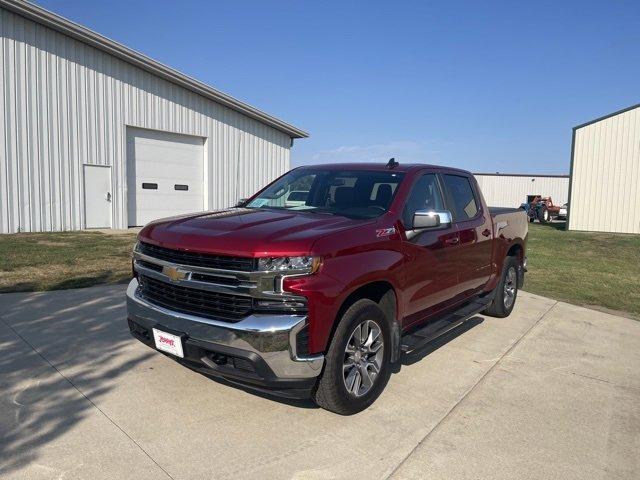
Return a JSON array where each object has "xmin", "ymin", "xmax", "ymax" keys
[{"xmin": 519, "ymin": 195, "xmax": 561, "ymax": 223}]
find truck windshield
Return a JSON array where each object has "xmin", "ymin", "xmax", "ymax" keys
[{"xmin": 246, "ymin": 169, "xmax": 405, "ymax": 219}]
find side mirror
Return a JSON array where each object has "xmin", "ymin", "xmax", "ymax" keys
[
  {"xmin": 235, "ymin": 198, "xmax": 247, "ymax": 207},
  {"xmin": 412, "ymin": 210, "xmax": 452, "ymax": 229}
]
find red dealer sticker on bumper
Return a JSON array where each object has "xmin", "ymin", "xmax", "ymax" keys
[{"xmin": 152, "ymin": 328, "xmax": 184, "ymax": 358}]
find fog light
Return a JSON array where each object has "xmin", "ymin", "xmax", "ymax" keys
[{"xmin": 254, "ymin": 298, "xmax": 308, "ymax": 312}]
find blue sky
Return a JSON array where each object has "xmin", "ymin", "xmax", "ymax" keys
[{"xmin": 35, "ymin": 0, "xmax": 640, "ymax": 174}]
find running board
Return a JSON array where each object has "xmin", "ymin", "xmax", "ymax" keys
[{"xmin": 400, "ymin": 293, "xmax": 494, "ymax": 354}]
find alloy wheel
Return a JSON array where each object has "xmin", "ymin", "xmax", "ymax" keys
[
  {"xmin": 343, "ymin": 320, "xmax": 384, "ymax": 397},
  {"xmin": 503, "ymin": 266, "xmax": 517, "ymax": 309}
]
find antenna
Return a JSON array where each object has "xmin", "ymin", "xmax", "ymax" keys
[{"xmin": 386, "ymin": 157, "xmax": 399, "ymax": 169}]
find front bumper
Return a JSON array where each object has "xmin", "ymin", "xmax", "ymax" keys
[{"xmin": 126, "ymin": 278, "xmax": 324, "ymax": 397}]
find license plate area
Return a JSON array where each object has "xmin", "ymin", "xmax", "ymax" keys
[{"xmin": 152, "ymin": 327, "xmax": 185, "ymax": 358}]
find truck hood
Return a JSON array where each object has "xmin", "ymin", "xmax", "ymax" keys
[{"xmin": 138, "ymin": 208, "xmax": 372, "ymax": 257}]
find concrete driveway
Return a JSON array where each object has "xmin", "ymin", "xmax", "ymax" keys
[{"xmin": 0, "ymin": 286, "xmax": 638, "ymax": 479}]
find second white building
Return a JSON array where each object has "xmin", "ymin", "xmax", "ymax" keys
[{"xmin": 474, "ymin": 173, "xmax": 569, "ymax": 209}]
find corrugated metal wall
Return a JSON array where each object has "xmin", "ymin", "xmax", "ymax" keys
[
  {"xmin": 569, "ymin": 106, "xmax": 640, "ymax": 234},
  {"xmin": 0, "ymin": 7, "xmax": 292, "ymax": 233},
  {"xmin": 474, "ymin": 174, "xmax": 569, "ymax": 208}
]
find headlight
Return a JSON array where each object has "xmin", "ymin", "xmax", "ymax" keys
[{"xmin": 257, "ymin": 256, "xmax": 321, "ymax": 273}]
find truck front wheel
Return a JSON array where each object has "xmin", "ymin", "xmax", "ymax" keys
[
  {"xmin": 483, "ymin": 255, "xmax": 519, "ymax": 318},
  {"xmin": 314, "ymin": 299, "xmax": 391, "ymax": 415}
]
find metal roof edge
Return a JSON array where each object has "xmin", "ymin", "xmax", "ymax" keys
[
  {"xmin": 0, "ymin": 0, "xmax": 309, "ymax": 139},
  {"xmin": 473, "ymin": 173, "xmax": 570, "ymax": 178},
  {"xmin": 573, "ymin": 103, "xmax": 640, "ymax": 131}
]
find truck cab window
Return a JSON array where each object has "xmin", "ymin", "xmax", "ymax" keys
[
  {"xmin": 442, "ymin": 174, "xmax": 478, "ymax": 220},
  {"xmin": 247, "ymin": 169, "xmax": 404, "ymax": 219},
  {"xmin": 402, "ymin": 174, "xmax": 444, "ymax": 227}
]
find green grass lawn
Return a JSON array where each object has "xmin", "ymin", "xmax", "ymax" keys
[
  {"xmin": 1, "ymin": 225, "xmax": 639, "ymax": 318},
  {"xmin": 525, "ymin": 222, "xmax": 640, "ymax": 319},
  {"xmin": 0, "ymin": 231, "xmax": 138, "ymax": 293}
]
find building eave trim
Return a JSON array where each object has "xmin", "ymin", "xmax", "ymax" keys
[
  {"xmin": 573, "ymin": 103, "xmax": 640, "ymax": 131},
  {"xmin": 0, "ymin": 0, "xmax": 309, "ymax": 139}
]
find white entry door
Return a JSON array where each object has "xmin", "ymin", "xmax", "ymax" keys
[
  {"xmin": 83, "ymin": 165, "xmax": 112, "ymax": 228},
  {"xmin": 127, "ymin": 128, "xmax": 205, "ymax": 227}
]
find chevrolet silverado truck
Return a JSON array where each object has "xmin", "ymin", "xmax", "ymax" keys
[{"xmin": 127, "ymin": 162, "xmax": 527, "ymax": 414}]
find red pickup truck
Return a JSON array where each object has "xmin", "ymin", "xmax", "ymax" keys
[{"xmin": 127, "ymin": 162, "xmax": 527, "ymax": 414}]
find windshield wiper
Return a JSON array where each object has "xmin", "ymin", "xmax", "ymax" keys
[{"xmin": 304, "ymin": 208, "xmax": 337, "ymax": 216}]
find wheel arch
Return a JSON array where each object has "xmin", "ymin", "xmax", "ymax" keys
[
  {"xmin": 506, "ymin": 242, "xmax": 525, "ymax": 288},
  {"xmin": 507, "ymin": 242, "xmax": 523, "ymax": 261},
  {"xmin": 331, "ymin": 281, "xmax": 402, "ymax": 363}
]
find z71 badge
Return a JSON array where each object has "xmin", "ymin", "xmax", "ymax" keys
[{"xmin": 376, "ymin": 227, "xmax": 396, "ymax": 238}]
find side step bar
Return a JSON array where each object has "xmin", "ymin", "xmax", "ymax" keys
[{"xmin": 400, "ymin": 292, "xmax": 495, "ymax": 355}]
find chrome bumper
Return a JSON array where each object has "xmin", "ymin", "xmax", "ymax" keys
[{"xmin": 126, "ymin": 278, "xmax": 324, "ymax": 379}]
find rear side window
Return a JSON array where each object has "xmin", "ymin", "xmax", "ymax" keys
[{"xmin": 442, "ymin": 174, "xmax": 479, "ymax": 220}]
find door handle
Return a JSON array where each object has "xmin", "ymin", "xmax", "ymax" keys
[
  {"xmin": 106, "ymin": 192, "xmax": 112, "ymax": 202},
  {"xmin": 444, "ymin": 237, "xmax": 459, "ymax": 246},
  {"xmin": 482, "ymin": 228, "xmax": 491, "ymax": 237}
]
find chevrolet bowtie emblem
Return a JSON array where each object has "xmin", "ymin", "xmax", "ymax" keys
[{"xmin": 162, "ymin": 266, "xmax": 188, "ymax": 282}]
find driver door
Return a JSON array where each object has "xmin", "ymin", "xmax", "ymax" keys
[{"xmin": 400, "ymin": 172, "xmax": 460, "ymax": 328}]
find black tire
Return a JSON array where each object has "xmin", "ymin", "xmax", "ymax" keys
[
  {"xmin": 483, "ymin": 255, "xmax": 519, "ymax": 318},
  {"xmin": 529, "ymin": 216, "xmax": 535, "ymax": 223},
  {"xmin": 313, "ymin": 299, "xmax": 392, "ymax": 415},
  {"xmin": 537, "ymin": 205, "xmax": 549, "ymax": 223}
]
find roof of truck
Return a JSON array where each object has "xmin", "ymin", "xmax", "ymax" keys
[{"xmin": 295, "ymin": 163, "xmax": 472, "ymax": 175}]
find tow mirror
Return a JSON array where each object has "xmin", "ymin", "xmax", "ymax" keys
[{"xmin": 412, "ymin": 210, "xmax": 452, "ymax": 229}]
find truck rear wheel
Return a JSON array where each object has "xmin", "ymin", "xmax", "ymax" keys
[
  {"xmin": 483, "ymin": 255, "xmax": 519, "ymax": 318},
  {"xmin": 314, "ymin": 299, "xmax": 391, "ymax": 415}
]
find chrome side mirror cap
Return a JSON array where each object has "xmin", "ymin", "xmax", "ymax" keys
[{"xmin": 412, "ymin": 210, "xmax": 452, "ymax": 229}]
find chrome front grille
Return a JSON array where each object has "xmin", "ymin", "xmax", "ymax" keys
[
  {"xmin": 133, "ymin": 242, "xmax": 309, "ymax": 321},
  {"xmin": 137, "ymin": 275, "xmax": 252, "ymax": 321}
]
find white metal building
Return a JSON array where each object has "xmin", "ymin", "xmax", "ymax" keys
[
  {"xmin": 474, "ymin": 173, "xmax": 569, "ymax": 208},
  {"xmin": 0, "ymin": 0, "xmax": 307, "ymax": 233},
  {"xmin": 568, "ymin": 104, "xmax": 640, "ymax": 234}
]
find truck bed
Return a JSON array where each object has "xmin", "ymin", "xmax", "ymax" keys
[
  {"xmin": 488, "ymin": 206, "xmax": 522, "ymax": 215},
  {"xmin": 488, "ymin": 207, "xmax": 528, "ymax": 264}
]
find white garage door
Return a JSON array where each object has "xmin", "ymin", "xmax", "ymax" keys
[{"xmin": 127, "ymin": 128, "xmax": 205, "ymax": 227}]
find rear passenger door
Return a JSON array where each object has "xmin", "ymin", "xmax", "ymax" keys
[{"xmin": 441, "ymin": 174, "xmax": 493, "ymax": 298}]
